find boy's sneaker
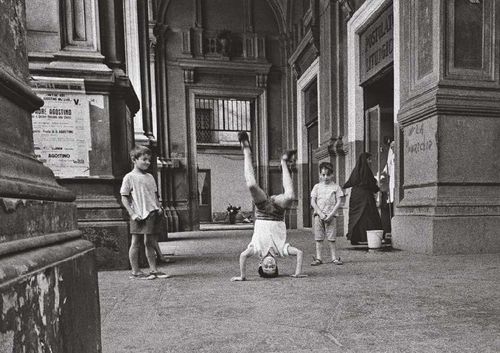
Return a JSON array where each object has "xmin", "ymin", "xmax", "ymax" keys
[{"xmin": 149, "ymin": 271, "xmax": 171, "ymax": 279}]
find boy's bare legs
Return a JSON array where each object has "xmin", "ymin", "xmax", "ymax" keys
[
  {"xmin": 328, "ymin": 241, "xmax": 338, "ymax": 261},
  {"xmin": 315, "ymin": 240, "xmax": 324, "ymax": 262},
  {"xmin": 231, "ymin": 246, "xmax": 253, "ymax": 281},
  {"xmin": 129, "ymin": 234, "xmax": 141, "ymax": 274},
  {"xmin": 273, "ymin": 152, "xmax": 296, "ymax": 209},
  {"xmin": 239, "ymin": 132, "xmax": 267, "ymax": 204},
  {"xmin": 144, "ymin": 235, "xmax": 158, "ymax": 273},
  {"xmin": 287, "ymin": 246, "xmax": 307, "ymax": 278},
  {"xmin": 328, "ymin": 241, "xmax": 342, "ymax": 264}
]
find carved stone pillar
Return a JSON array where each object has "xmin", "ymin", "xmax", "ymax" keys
[
  {"xmin": 137, "ymin": 0, "xmax": 154, "ymax": 138},
  {"xmin": 0, "ymin": 2, "xmax": 100, "ymax": 351},
  {"xmin": 393, "ymin": 0, "xmax": 500, "ymax": 254},
  {"xmin": 153, "ymin": 23, "xmax": 180, "ymax": 232}
]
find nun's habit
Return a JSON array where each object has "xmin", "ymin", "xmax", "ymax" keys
[{"xmin": 343, "ymin": 153, "xmax": 382, "ymax": 244}]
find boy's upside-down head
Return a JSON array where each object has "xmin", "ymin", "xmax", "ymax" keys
[{"xmin": 258, "ymin": 251, "xmax": 279, "ymax": 278}]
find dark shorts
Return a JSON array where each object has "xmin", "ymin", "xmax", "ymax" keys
[{"xmin": 130, "ymin": 211, "xmax": 166, "ymax": 235}]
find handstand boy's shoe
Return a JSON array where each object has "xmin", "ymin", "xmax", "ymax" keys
[
  {"xmin": 237, "ymin": 131, "xmax": 251, "ymax": 149},
  {"xmin": 238, "ymin": 131, "xmax": 249, "ymax": 142},
  {"xmin": 282, "ymin": 149, "xmax": 297, "ymax": 162}
]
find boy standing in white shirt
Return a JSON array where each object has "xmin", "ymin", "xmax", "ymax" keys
[
  {"xmin": 310, "ymin": 162, "xmax": 345, "ymax": 266},
  {"xmin": 120, "ymin": 145, "xmax": 170, "ymax": 279}
]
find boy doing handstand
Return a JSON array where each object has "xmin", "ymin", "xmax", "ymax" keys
[{"xmin": 231, "ymin": 132, "xmax": 306, "ymax": 281}]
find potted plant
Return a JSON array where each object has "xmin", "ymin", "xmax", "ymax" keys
[{"xmin": 227, "ymin": 204, "xmax": 241, "ymax": 224}]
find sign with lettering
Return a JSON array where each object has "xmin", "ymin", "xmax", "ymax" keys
[
  {"xmin": 32, "ymin": 78, "xmax": 92, "ymax": 178},
  {"xmin": 359, "ymin": 5, "xmax": 394, "ymax": 83}
]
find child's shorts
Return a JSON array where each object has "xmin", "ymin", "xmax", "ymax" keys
[
  {"xmin": 130, "ymin": 211, "xmax": 166, "ymax": 235},
  {"xmin": 313, "ymin": 215, "xmax": 336, "ymax": 241}
]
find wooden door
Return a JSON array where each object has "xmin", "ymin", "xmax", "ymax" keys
[
  {"xmin": 305, "ymin": 120, "xmax": 318, "ymax": 228},
  {"xmin": 364, "ymin": 105, "xmax": 394, "ymax": 233},
  {"xmin": 197, "ymin": 169, "xmax": 212, "ymax": 223}
]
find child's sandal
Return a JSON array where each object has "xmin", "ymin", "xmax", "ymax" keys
[
  {"xmin": 329, "ymin": 258, "xmax": 343, "ymax": 265},
  {"xmin": 310, "ymin": 257, "xmax": 323, "ymax": 266}
]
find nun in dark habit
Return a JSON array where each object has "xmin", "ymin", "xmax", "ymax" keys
[{"xmin": 342, "ymin": 152, "xmax": 382, "ymax": 245}]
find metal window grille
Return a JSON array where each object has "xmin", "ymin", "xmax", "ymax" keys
[{"xmin": 195, "ymin": 97, "xmax": 253, "ymax": 144}]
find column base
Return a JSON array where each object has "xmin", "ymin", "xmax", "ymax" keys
[{"xmin": 392, "ymin": 214, "xmax": 500, "ymax": 254}]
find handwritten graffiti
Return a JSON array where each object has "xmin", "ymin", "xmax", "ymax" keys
[
  {"xmin": 405, "ymin": 139, "xmax": 433, "ymax": 154},
  {"xmin": 405, "ymin": 122, "xmax": 434, "ymax": 154}
]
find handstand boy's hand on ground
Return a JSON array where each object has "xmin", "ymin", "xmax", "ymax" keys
[
  {"xmin": 131, "ymin": 214, "xmax": 141, "ymax": 221},
  {"xmin": 290, "ymin": 274, "xmax": 308, "ymax": 278},
  {"xmin": 230, "ymin": 276, "xmax": 246, "ymax": 282}
]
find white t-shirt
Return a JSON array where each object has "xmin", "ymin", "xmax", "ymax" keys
[
  {"xmin": 311, "ymin": 182, "xmax": 345, "ymax": 216},
  {"xmin": 386, "ymin": 148, "xmax": 395, "ymax": 203},
  {"xmin": 248, "ymin": 220, "xmax": 290, "ymax": 258},
  {"xmin": 120, "ymin": 170, "xmax": 159, "ymax": 219}
]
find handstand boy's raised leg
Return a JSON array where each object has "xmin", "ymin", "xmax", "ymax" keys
[
  {"xmin": 238, "ymin": 131, "xmax": 267, "ymax": 204},
  {"xmin": 273, "ymin": 151, "xmax": 296, "ymax": 209}
]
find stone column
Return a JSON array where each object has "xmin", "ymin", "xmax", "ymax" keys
[
  {"xmin": 0, "ymin": 1, "xmax": 100, "ymax": 352},
  {"xmin": 124, "ymin": 0, "xmax": 146, "ymax": 143},
  {"xmin": 393, "ymin": 0, "xmax": 500, "ymax": 254},
  {"xmin": 137, "ymin": 0, "xmax": 154, "ymax": 139}
]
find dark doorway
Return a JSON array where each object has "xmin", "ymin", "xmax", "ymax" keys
[
  {"xmin": 198, "ymin": 169, "xmax": 211, "ymax": 223},
  {"xmin": 363, "ymin": 69, "xmax": 394, "ymax": 233},
  {"xmin": 306, "ymin": 120, "xmax": 319, "ymax": 227},
  {"xmin": 303, "ymin": 78, "xmax": 318, "ymax": 227}
]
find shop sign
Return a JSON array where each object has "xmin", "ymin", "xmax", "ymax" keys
[
  {"xmin": 359, "ymin": 5, "xmax": 394, "ymax": 83},
  {"xmin": 32, "ymin": 78, "xmax": 92, "ymax": 178}
]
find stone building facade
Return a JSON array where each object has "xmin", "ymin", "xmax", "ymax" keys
[{"xmin": 0, "ymin": 0, "xmax": 498, "ymax": 351}]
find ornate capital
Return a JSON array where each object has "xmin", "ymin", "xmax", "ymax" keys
[
  {"xmin": 328, "ymin": 135, "xmax": 347, "ymax": 156},
  {"xmin": 183, "ymin": 69, "xmax": 195, "ymax": 84},
  {"xmin": 338, "ymin": 0, "xmax": 354, "ymax": 20},
  {"xmin": 256, "ymin": 73, "xmax": 268, "ymax": 88}
]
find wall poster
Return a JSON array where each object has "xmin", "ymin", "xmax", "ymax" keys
[{"xmin": 31, "ymin": 77, "xmax": 92, "ymax": 178}]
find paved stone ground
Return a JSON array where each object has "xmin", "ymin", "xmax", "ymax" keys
[{"xmin": 99, "ymin": 229, "xmax": 500, "ymax": 353}]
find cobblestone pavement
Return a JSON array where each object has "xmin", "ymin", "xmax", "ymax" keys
[{"xmin": 99, "ymin": 228, "xmax": 500, "ymax": 353}]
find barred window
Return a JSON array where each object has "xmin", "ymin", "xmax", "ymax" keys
[{"xmin": 195, "ymin": 97, "xmax": 253, "ymax": 145}]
